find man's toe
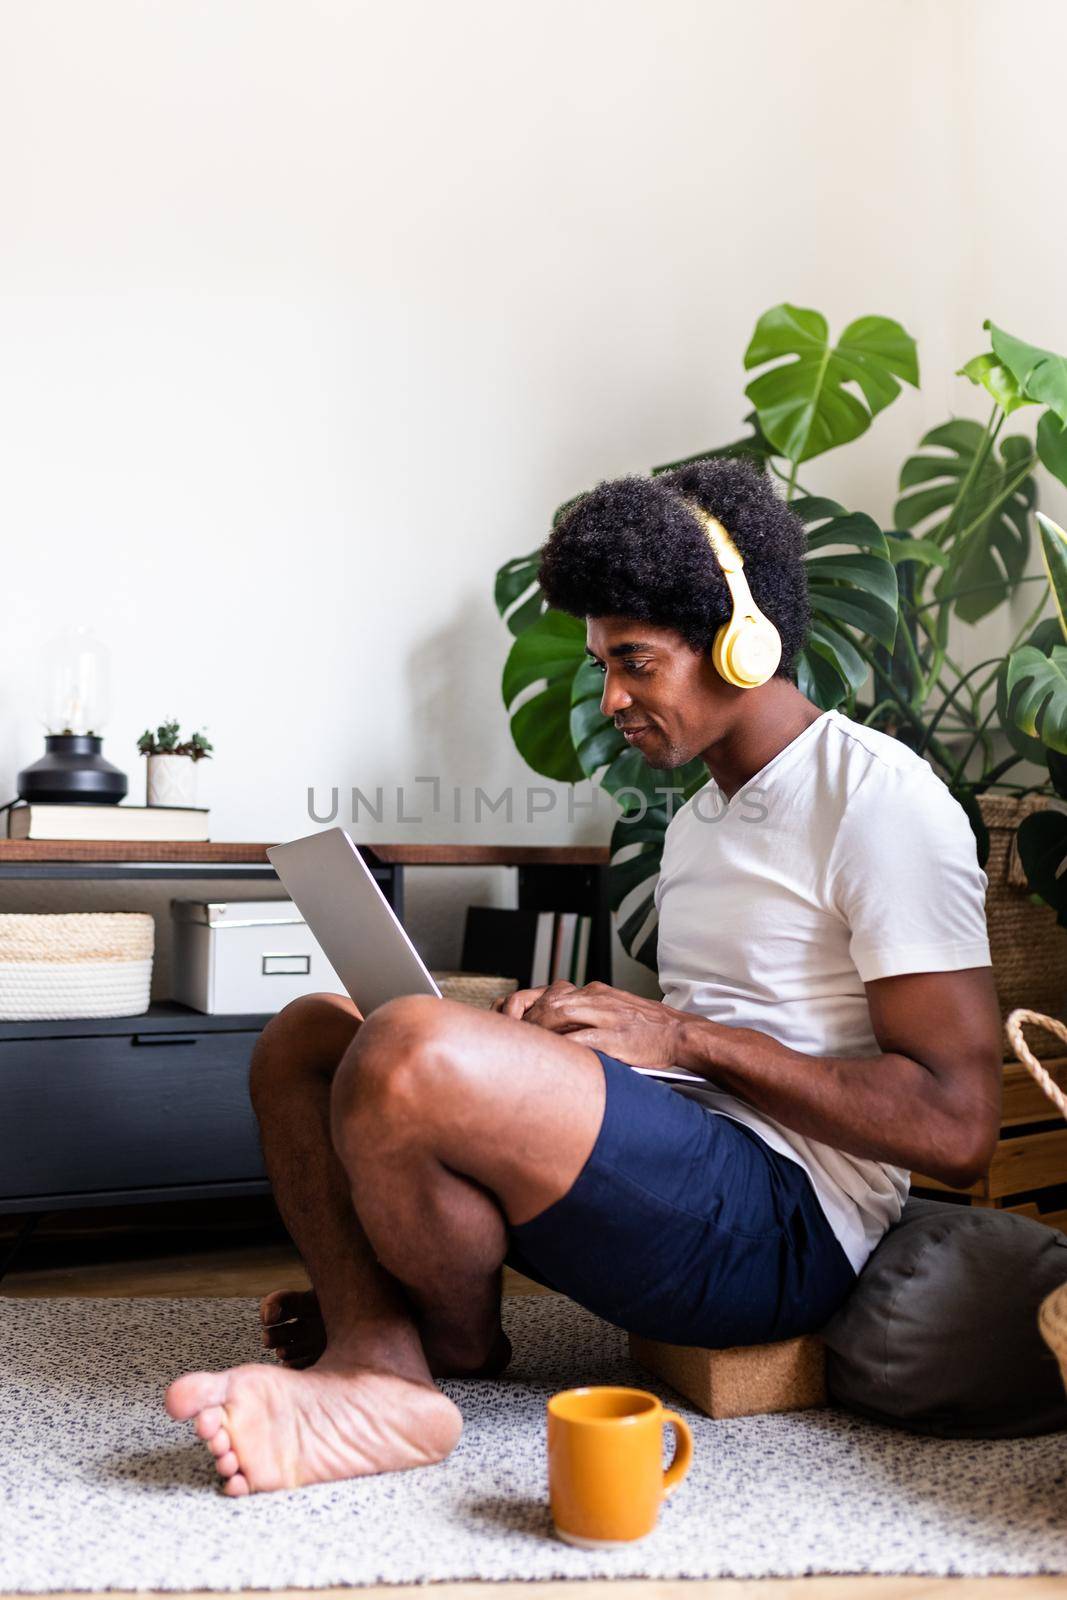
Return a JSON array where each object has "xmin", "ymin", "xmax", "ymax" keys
[
  {"xmin": 259, "ymin": 1289, "xmax": 315, "ymax": 1326},
  {"xmin": 192, "ymin": 1403, "xmax": 226, "ymax": 1439},
  {"xmin": 262, "ymin": 1322, "xmax": 306, "ymax": 1349},
  {"xmin": 166, "ymin": 1373, "xmax": 228, "ymax": 1423}
]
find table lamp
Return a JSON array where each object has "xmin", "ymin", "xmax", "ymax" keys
[{"xmin": 16, "ymin": 627, "xmax": 129, "ymax": 804}]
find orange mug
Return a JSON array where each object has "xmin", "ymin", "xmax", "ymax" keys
[{"xmin": 547, "ymin": 1385, "xmax": 693, "ymax": 1546}]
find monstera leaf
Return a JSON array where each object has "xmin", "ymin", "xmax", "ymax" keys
[
  {"xmin": 1004, "ymin": 643, "xmax": 1067, "ymax": 756},
  {"xmin": 494, "ymin": 493, "xmax": 587, "ymax": 638},
  {"xmin": 960, "ymin": 324, "xmax": 1067, "ymax": 493},
  {"xmin": 986, "ymin": 322, "xmax": 1067, "ymax": 426},
  {"xmin": 494, "ymin": 551, "xmax": 547, "ymax": 638},
  {"xmin": 743, "ymin": 305, "xmax": 918, "ymax": 465},
  {"xmin": 894, "ymin": 419, "xmax": 1035, "ymax": 624},
  {"xmin": 995, "ymin": 618, "xmax": 1064, "ymax": 766},
  {"xmin": 958, "ymin": 351, "xmax": 1034, "ymax": 417},
  {"xmin": 996, "ymin": 518, "xmax": 1067, "ymax": 755},
  {"xmin": 792, "ymin": 497, "xmax": 898, "ymax": 707},
  {"xmin": 999, "ymin": 514, "xmax": 1067, "ymax": 925},
  {"xmin": 1016, "ymin": 808, "xmax": 1067, "ymax": 929},
  {"xmin": 1037, "ymin": 412, "xmax": 1067, "ymax": 490},
  {"xmin": 500, "ymin": 611, "xmax": 587, "ymax": 782},
  {"xmin": 1037, "ymin": 512, "xmax": 1067, "ymax": 641},
  {"xmin": 867, "ymin": 530, "xmax": 951, "ymax": 713}
]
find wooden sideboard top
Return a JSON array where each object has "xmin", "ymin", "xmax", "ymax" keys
[
  {"xmin": 0, "ymin": 840, "xmax": 610, "ymax": 867},
  {"xmin": 367, "ymin": 843, "xmax": 610, "ymax": 867},
  {"xmin": 0, "ymin": 841, "xmax": 276, "ymax": 864}
]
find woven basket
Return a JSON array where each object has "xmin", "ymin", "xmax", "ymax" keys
[
  {"xmin": 1006, "ymin": 1008, "xmax": 1067, "ymax": 1394},
  {"xmin": 979, "ymin": 794, "xmax": 1067, "ymax": 1060},
  {"xmin": 1039, "ymin": 1283, "xmax": 1067, "ymax": 1398},
  {"xmin": 0, "ymin": 912, "xmax": 154, "ymax": 1021},
  {"xmin": 430, "ymin": 971, "xmax": 518, "ymax": 1010}
]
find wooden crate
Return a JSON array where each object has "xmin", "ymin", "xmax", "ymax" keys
[
  {"xmin": 908, "ymin": 1056, "xmax": 1067, "ymax": 1228},
  {"xmin": 911, "ymin": 1054, "xmax": 1067, "ymax": 1231},
  {"xmin": 1001, "ymin": 1055, "xmax": 1067, "ymax": 1126}
]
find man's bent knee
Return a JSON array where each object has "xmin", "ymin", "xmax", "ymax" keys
[
  {"xmin": 330, "ymin": 994, "xmax": 469, "ymax": 1153},
  {"xmin": 249, "ymin": 991, "xmax": 361, "ymax": 1107}
]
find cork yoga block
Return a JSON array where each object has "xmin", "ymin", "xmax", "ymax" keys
[{"xmin": 628, "ymin": 1332, "xmax": 827, "ymax": 1420}]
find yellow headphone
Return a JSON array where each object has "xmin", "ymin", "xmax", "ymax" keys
[{"xmin": 685, "ymin": 500, "xmax": 783, "ymax": 688}]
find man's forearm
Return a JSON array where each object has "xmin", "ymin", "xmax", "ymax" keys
[{"xmin": 670, "ymin": 1010, "xmax": 980, "ymax": 1185}]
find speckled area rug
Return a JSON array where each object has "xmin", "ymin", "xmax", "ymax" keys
[{"xmin": 3, "ymin": 1295, "xmax": 1067, "ymax": 1590}]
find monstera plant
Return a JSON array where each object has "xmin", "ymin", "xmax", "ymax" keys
[
  {"xmin": 495, "ymin": 305, "xmax": 1067, "ymax": 966},
  {"xmin": 873, "ymin": 321, "xmax": 1067, "ymax": 872}
]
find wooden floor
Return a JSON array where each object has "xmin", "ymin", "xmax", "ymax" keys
[{"xmin": 1, "ymin": 1208, "xmax": 1061, "ymax": 1600}]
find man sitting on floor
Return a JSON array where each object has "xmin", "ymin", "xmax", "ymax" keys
[{"xmin": 166, "ymin": 458, "xmax": 1002, "ymax": 1495}]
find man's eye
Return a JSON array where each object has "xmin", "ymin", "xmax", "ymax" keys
[{"xmin": 590, "ymin": 659, "xmax": 651, "ymax": 677}]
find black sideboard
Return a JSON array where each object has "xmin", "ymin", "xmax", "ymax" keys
[{"xmin": 0, "ymin": 841, "xmax": 612, "ymax": 1248}]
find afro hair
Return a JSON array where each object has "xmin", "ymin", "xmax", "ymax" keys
[{"xmin": 537, "ymin": 457, "xmax": 811, "ymax": 681}]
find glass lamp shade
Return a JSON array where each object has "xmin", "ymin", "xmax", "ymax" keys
[
  {"xmin": 16, "ymin": 628, "xmax": 128, "ymax": 805},
  {"xmin": 42, "ymin": 626, "xmax": 110, "ymax": 735}
]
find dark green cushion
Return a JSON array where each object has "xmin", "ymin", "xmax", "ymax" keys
[{"xmin": 822, "ymin": 1196, "xmax": 1067, "ymax": 1437}]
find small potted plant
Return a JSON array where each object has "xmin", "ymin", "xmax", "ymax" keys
[{"xmin": 137, "ymin": 719, "xmax": 213, "ymax": 807}]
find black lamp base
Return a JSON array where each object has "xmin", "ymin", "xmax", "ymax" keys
[{"xmin": 17, "ymin": 735, "xmax": 129, "ymax": 805}]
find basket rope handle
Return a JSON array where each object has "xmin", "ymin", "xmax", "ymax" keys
[{"xmin": 1005, "ymin": 1008, "xmax": 1067, "ymax": 1121}]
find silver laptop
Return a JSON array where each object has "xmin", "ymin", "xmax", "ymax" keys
[
  {"xmin": 266, "ymin": 828, "xmax": 441, "ymax": 1015},
  {"xmin": 267, "ymin": 828, "xmax": 697, "ymax": 1082}
]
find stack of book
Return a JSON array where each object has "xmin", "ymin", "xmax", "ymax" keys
[
  {"xmin": 460, "ymin": 905, "xmax": 593, "ymax": 990},
  {"xmin": 3, "ymin": 802, "xmax": 211, "ymax": 843}
]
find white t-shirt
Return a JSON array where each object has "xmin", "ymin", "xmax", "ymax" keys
[{"xmin": 652, "ymin": 707, "xmax": 992, "ymax": 1274}]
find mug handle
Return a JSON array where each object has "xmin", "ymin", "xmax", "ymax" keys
[{"xmin": 661, "ymin": 1410, "xmax": 693, "ymax": 1496}]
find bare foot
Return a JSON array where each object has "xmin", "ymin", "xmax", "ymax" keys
[
  {"xmin": 165, "ymin": 1359, "xmax": 463, "ymax": 1495},
  {"xmin": 259, "ymin": 1288, "xmax": 326, "ymax": 1370}
]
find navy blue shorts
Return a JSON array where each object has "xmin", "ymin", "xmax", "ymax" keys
[{"xmin": 505, "ymin": 1051, "xmax": 856, "ymax": 1348}]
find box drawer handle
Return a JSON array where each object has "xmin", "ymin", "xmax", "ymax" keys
[
  {"xmin": 262, "ymin": 954, "xmax": 311, "ymax": 975},
  {"xmin": 132, "ymin": 1034, "xmax": 199, "ymax": 1047}
]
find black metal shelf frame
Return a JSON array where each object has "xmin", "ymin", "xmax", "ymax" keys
[{"xmin": 0, "ymin": 852, "xmax": 610, "ymax": 1239}]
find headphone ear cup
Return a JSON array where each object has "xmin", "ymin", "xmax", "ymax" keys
[
  {"xmin": 713, "ymin": 616, "xmax": 782, "ymax": 688},
  {"xmin": 711, "ymin": 623, "xmax": 735, "ymax": 684}
]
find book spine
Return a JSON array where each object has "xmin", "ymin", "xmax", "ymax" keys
[
  {"xmin": 531, "ymin": 912, "xmax": 554, "ymax": 988},
  {"xmin": 552, "ymin": 912, "xmax": 577, "ymax": 984}
]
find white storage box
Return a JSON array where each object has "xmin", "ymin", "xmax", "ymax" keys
[{"xmin": 171, "ymin": 899, "xmax": 344, "ymax": 1015}]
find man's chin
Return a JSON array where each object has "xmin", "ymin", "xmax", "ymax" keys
[{"xmin": 634, "ymin": 739, "xmax": 689, "ymax": 772}]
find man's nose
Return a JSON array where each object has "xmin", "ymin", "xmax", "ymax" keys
[{"xmin": 600, "ymin": 673, "xmax": 633, "ymax": 720}]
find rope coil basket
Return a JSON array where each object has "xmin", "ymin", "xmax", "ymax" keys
[
  {"xmin": 1005, "ymin": 1007, "xmax": 1067, "ymax": 1395},
  {"xmin": 430, "ymin": 971, "xmax": 518, "ymax": 1011},
  {"xmin": 979, "ymin": 795, "xmax": 1067, "ymax": 1060},
  {"xmin": 0, "ymin": 912, "xmax": 155, "ymax": 1021},
  {"xmin": 1005, "ymin": 1008, "xmax": 1067, "ymax": 1121}
]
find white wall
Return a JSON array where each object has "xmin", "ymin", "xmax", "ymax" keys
[{"xmin": 2, "ymin": 0, "xmax": 1066, "ymax": 974}]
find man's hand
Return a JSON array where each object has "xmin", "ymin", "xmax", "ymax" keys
[
  {"xmin": 491, "ymin": 982, "xmax": 559, "ymax": 1021},
  {"xmin": 495, "ymin": 980, "xmax": 686, "ymax": 1069}
]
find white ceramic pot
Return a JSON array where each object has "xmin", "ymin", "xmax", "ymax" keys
[{"xmin": 146, "ymin": 753, "xmax": 199, "ymax": 807}]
